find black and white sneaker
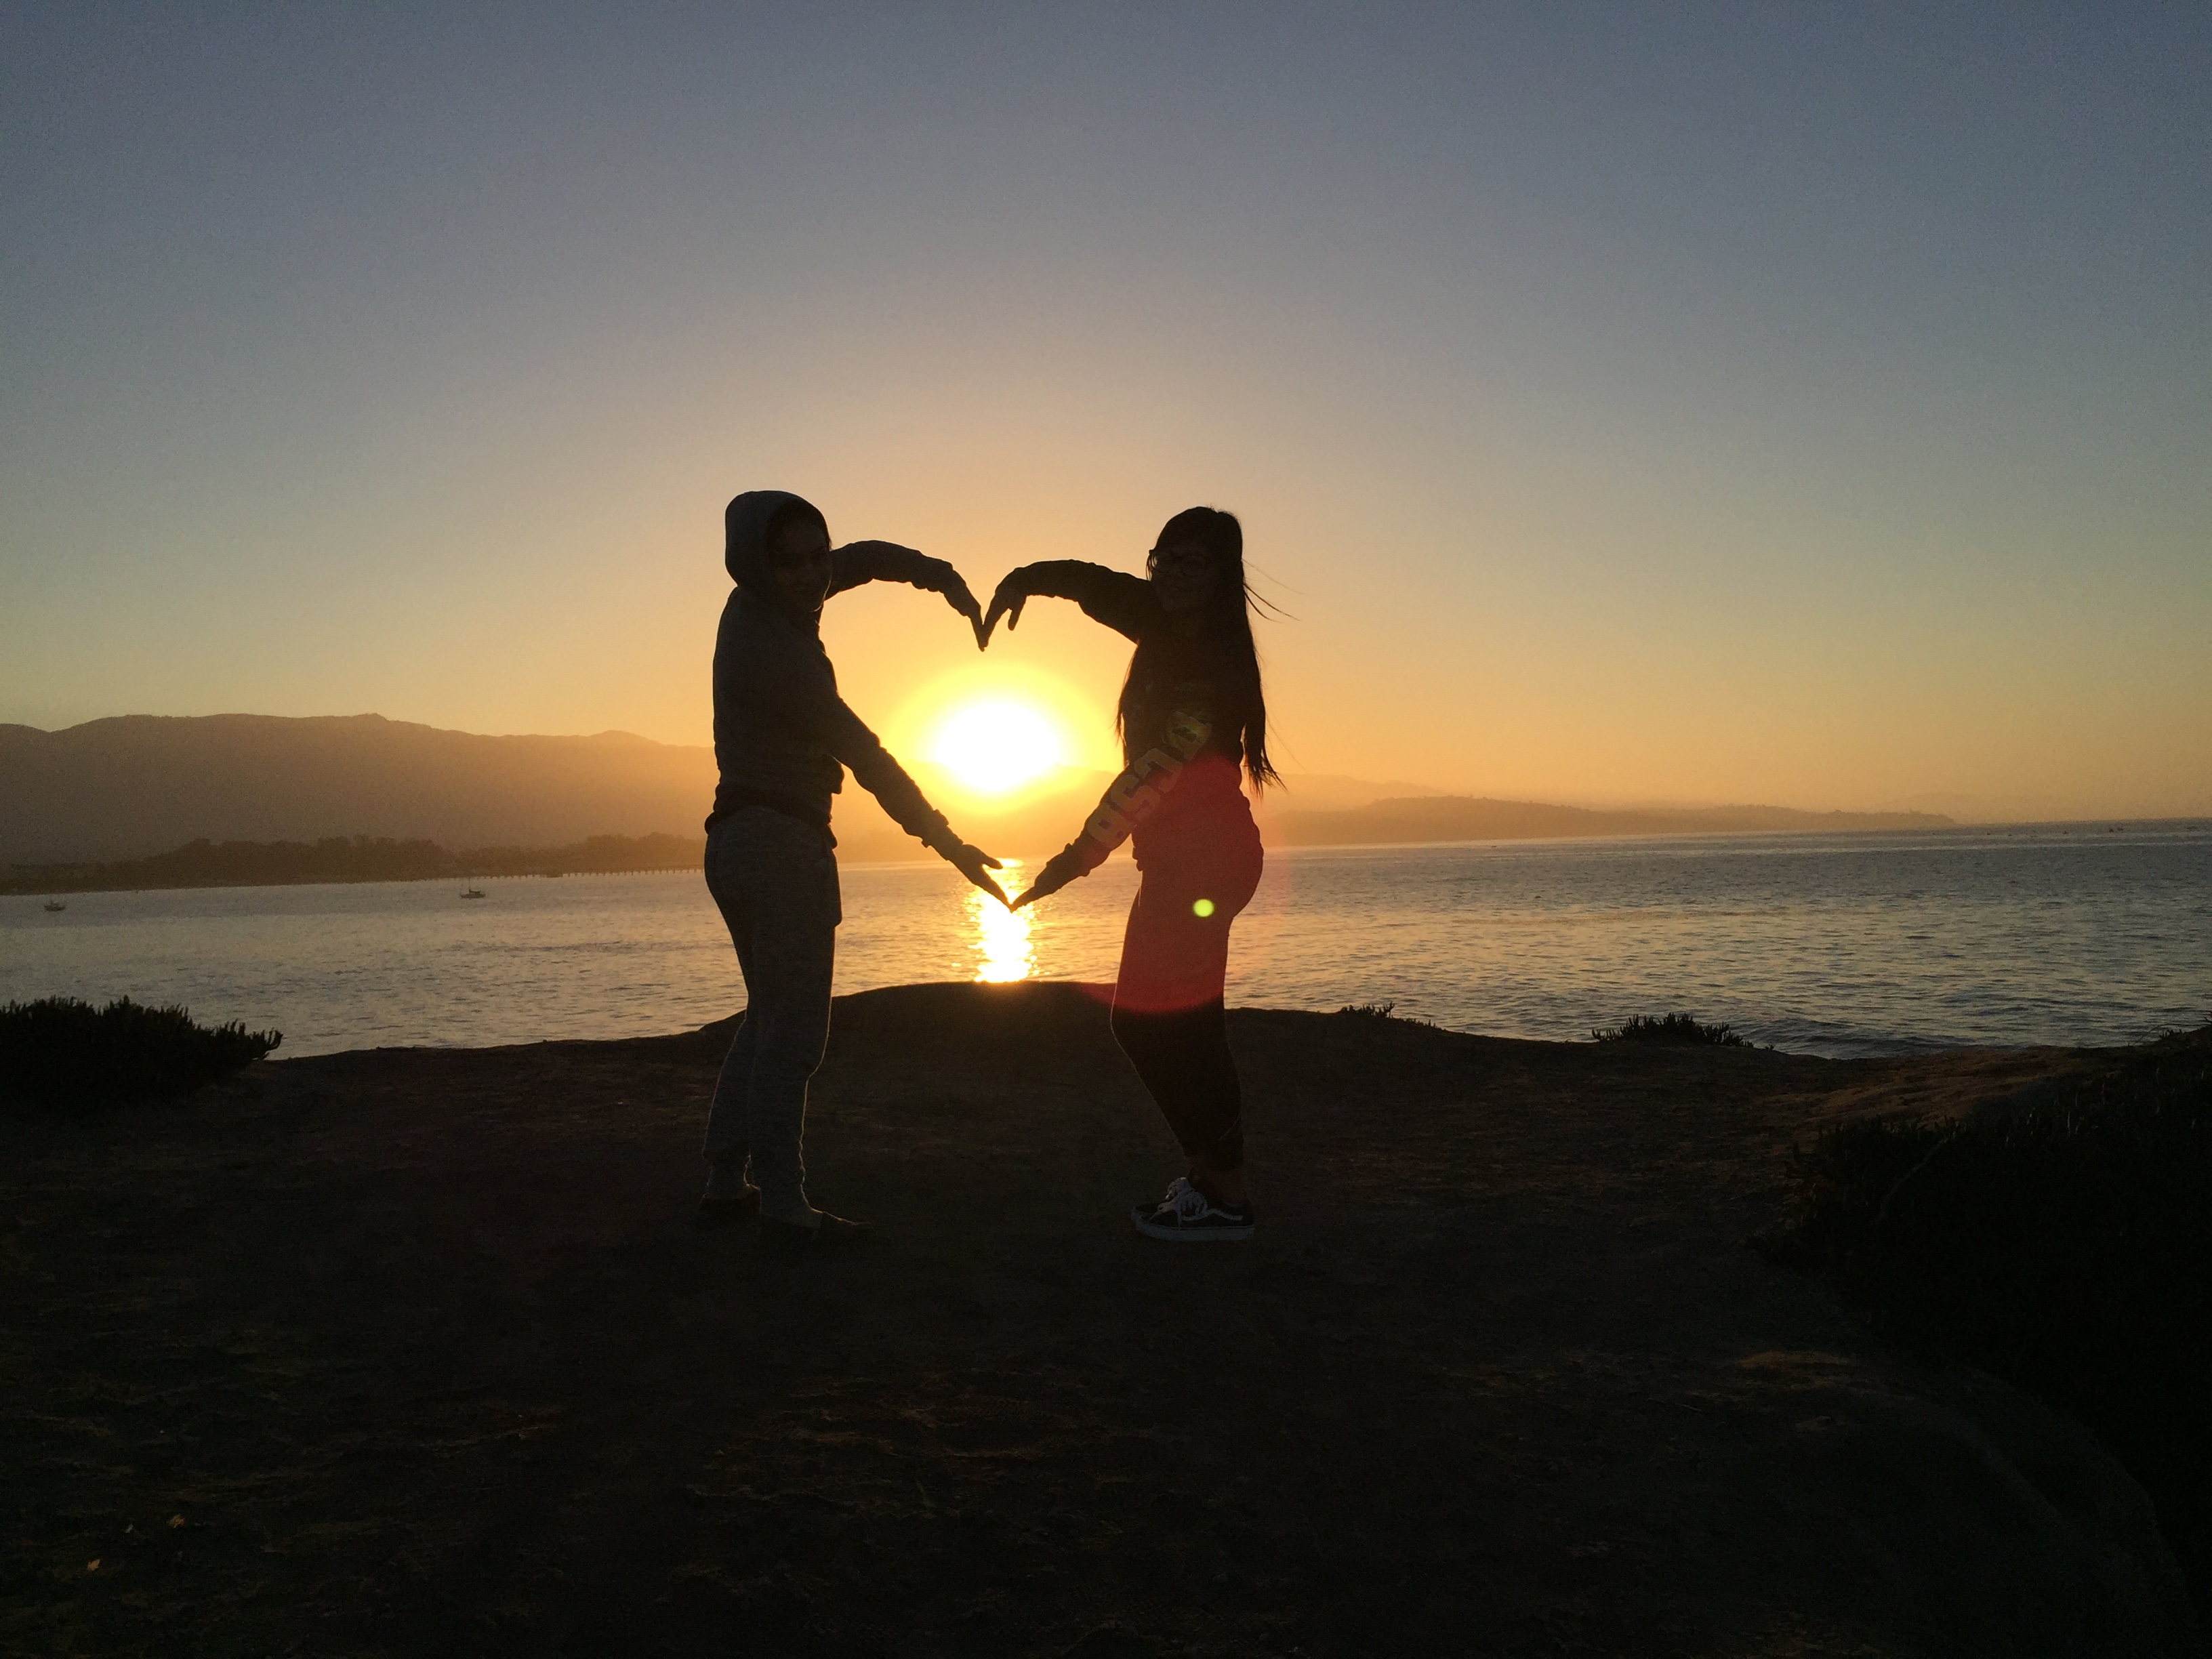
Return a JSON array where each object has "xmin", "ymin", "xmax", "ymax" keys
[{"xmin": 1132, "ymin": 1176, "xmax": 1255, "ymax": 1242}]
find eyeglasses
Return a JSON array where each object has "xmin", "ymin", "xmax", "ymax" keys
[{"xmin": 1147, "ymin": 545, "xmax": 1214, "ymax": 573}]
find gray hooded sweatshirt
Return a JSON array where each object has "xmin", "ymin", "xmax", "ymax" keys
[{"xmin": 708, "ymin": 490, "xmax": 953, "ymax": 849}]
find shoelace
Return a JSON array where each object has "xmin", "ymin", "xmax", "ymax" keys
[{"xmin": 1170, "ymin": 1179, "xmax": 1210, "ymax": 1219}]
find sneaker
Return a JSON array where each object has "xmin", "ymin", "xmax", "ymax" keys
[
  {"xmin": 693, "ymin": 1162, "xmax": 760, "ymax": 1229},
  {"xmin": 1132, "ymin": 1176, "xmax": 1254, "ymax": 1243},
  {"xmin": 758, "ymin": 1211, "xmax": 871, "ymax": 1254}
]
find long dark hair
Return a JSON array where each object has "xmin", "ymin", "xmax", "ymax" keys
[{"xmin": 1118, "ymin": 506, "xmax": 1281, "ymax": 790}]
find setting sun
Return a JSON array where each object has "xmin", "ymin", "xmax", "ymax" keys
[{"xmin": 925, "ymin": 698, "xmax": 1070, "ymax": 796}]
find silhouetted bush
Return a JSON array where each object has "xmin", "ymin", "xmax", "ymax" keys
[
  {"xmin": 0, "ymin": 997, "xmax": 282, "ymax": 1107},
  {"xmin": 1591, "ymin": 1012, "xmax": 1746, "ymax": 1046},
  {"xmin": 1336, "ymin": 1001, "xmax": 1397, "ymax": 1019},
  {"xmin": 1759, "ymin": 1024, "xmax": 2212, "ymax": 1606}
]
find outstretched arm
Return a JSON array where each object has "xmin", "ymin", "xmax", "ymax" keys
[
  {"xmin": 739, "ymin": 650, "xmax": 1008, "ymax": 904},
  {"xmin": 1012, "ymin": 707, "xmax": 1214, "ymax": 909},
  {"xmin": 828, "ymin": 712, "xmax": 1008, "ymax": 905},
  {"xmin": 830, "ymin": 540, "xmax": 987, "ymax": 649},
  {"xmin": 840, "ymin": 729, "xmax": 1008, "ymax": 907},
  {"xmin": 983, "ymin": 561, "xmax": 1158, "ymax": 648}
]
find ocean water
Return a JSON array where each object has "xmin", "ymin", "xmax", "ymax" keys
[{"xmin": 3, "ymin": 825, "xmax": 2206, "ymax": 1060}]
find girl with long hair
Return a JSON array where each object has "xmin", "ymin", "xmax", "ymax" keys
[{"xmin": 984, "ymin": 506, "xmax": 1279, "ymax": 1241}]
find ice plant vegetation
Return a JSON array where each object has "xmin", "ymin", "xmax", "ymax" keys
[
  {"xmin": 1591, "ymin": 1012, "xmax": 1748, "ymax": 1046},
  {"xmin": 0, "ymin": 997, "xmax": 281, "ymax": 1108}
]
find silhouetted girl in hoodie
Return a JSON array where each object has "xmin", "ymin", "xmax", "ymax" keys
[
  {"xmin": 703, "ymin": 490, "xmax": 1004, "ymax": 1248},
  {"xmin": 985, "ymin": 507, "xmax": 1277, "ymax": 1240}
]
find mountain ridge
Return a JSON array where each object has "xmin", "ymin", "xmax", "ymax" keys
[
  {"xmin": 4, "ymin": 712, "xmax": 1950, "ymax": 867},
  {"xmin": 0, "ymin": 713, "xmax": 718, "ymax": 864}
]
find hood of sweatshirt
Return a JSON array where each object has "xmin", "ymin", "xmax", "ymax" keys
[{"xmin": 724, "ymin": 489, "xmax": 827, "ymax": 621}]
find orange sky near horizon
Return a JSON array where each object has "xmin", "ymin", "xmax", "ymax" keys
[{"xmin": 4, "ymin": 11, "xmax": 2207, "ymax": 823}]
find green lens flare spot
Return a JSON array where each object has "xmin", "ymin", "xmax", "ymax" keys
[{"xmin": 1191, "ymin": 898, "xmax": 1216, "ymax": 918}]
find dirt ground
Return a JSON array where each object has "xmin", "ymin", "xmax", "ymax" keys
[{"xmin": 2, "ymin": 981, "xmax": 2200, "ymax": 1658}]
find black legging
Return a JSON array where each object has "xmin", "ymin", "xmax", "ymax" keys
[{"xmin": 1107, "ymin": 804, "xmax": 1264, "ymax": 1172}]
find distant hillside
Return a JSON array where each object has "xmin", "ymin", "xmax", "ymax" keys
[
  {"xmin": 0, "ymin": 714, "xmax": 718, "ymax": 864},
  {"xmin": 0, "ymin": 714, "xmax": 1442, "ymax": 869},
  {"xmin": 1, "ymin": 713, "xmax": 1950, "ymax": 872},
  {"xmin": 1260, "ymin": 773, "xmax": 1446, "ymax": 813},
  {"xmin": 830, "ymin": 770, "xmax": 1459, "ymax": 861},
  {"xmin": 1270, "ymin": 796, "xmax": 1952, "ymax": 846}
]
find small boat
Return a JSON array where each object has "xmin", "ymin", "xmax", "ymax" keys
[
  {"xmin": 459, "ymin": 888, "xmax": 486, "ymax": 899},
  {"xmin": 43, "ymin": 900, "xmax": 66, "ymax": 912}
]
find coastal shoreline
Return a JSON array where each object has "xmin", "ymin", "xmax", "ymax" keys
[{"xmin": 9, "ymin": 817, "xmax": 2204, "ymax": 899}]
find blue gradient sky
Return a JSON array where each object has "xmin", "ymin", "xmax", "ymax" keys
[{"xmin": 5, "ymin": 4, "xmax": 2207, "ymax": 817}]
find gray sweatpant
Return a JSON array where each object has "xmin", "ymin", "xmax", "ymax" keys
[{"xmin": 701, "ymin": 806, "xmax": 841, "ymax": 1221}]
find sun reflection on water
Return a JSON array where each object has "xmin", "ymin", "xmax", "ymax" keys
[{"xmin": 972, "ymin": 859, "xmax": 1033, "ymax": 983}]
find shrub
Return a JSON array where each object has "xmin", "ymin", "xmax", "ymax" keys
[
  {"xmin": 1758, "ymin": 1025, "xmax": 2212, "ymax": 1607},
  {"xmin": 0, "ymin": 997, "xmax": 282, "ymax": 1107},
  {"xmin": 1591, "ymin": 1012, "xmax": 1746, "ymax": 1046},
  {"xmin": 1336, "ymin": 1001, "xmax": 1397, "ymax": 1019}
]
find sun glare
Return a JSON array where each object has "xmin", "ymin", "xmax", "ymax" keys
[
  {"xmin": 926, "ymin": 698, "xmax": 1068, "ymax": 796},
  {"xmin": 972, "ymin": 859, "xmax": 1032, "ymax": 983}
]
